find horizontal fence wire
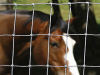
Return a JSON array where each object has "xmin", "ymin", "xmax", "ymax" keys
[
  {"xmin": 1, "ymin": 64, "xmax": 100, "ymax": 68},
  {"xmin": 0, "ymin": 34, "xmax": 100, "ymax": 37},
  {"xmin": 0, "ymin": 2, "xmax": 100, "ymax": 6}
]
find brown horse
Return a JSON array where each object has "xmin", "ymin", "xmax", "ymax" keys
[
  {"xmin": 0, "ymin": 12, "xmax": 71, "ymax": 75},
  {"xmin": 0, "ymin": 0, "xmax": 72, "ymax": 74},
  {"xmin": 15, "ymin": 21, "xmax": 71, "ymax": 75},
  {"xmin": 0, "ymin": 9, "xmax": 71, "ymax": 75}
]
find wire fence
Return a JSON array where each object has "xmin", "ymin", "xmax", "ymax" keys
[{"xmin": 0, "ymin": 1, "xmax": 100, "ymax": 75}]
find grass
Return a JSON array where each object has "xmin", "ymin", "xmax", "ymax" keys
[{"xmin": 14, "ymin": 0, "xmax": 100, "ymax": 23}]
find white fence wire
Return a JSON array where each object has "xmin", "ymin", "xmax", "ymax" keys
[{"xmin": 0, "ymin": 1, "xmax": 100, "ymax": 75}]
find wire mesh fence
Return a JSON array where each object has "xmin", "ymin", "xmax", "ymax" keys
[{"xmin": 0, "ymin": 0, "xmax": 100, "ymax": 75}]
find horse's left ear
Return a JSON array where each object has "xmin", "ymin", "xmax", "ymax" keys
[{"xmin": 51, "ymin": 0, "xmax": 63, "ymax": 29}]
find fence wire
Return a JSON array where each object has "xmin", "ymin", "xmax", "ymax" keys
[{"xmin": 0, "ymin": 1, "xmax": 100, "ymax": 75}]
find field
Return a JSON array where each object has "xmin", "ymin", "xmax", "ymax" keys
[{"xmin": 13, "ymin": 0, "xmax": 100, "ymax": 23}]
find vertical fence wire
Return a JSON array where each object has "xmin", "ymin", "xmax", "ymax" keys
[
  {"xmin": 46, "ymin": 3, "xmax": 52, "ymax": 75},
  {"xmin": 83, "ymin": 2, "xmax": 90, "ymax": 75},
  {"xmin": 28, "ymin": 3, "xmax": 35, "ymax": 75},
  {"xmin": 64, "ymin": 2, "xmax": 72, "ymax": 75},
  {"xmin": 11, "ymin": 3, "xmax": 17, "ymax": 75}
]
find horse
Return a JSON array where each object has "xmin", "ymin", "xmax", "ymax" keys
[
  {"xmin": 68, "ymin": 0, "xmax": 100, "ymax": 75},
  {"xmin": 0, "ymin": 0, "xmax": 81, "ymax": 74},
  {"xmin": 0, "ymin": 12, "xmax": 73, "ymax": 75},
  {"xmin": 0, "ymin": 0, "xmax": 72, "ymax": 75},
  {"xmin": 14, "ymin": 21, "xmax": 72, "ymax": 75}
]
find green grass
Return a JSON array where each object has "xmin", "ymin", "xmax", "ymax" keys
[
  {"xmin": 93, "ymin": 0, "xmax": 100, "ymax": 2},
  {"xmin": 14, "ymin": 0, "xmax": 100, "ymax": 23},
  {"xmin": 92, "ymin": 0, "xmax": 100, "ymax": 23}
]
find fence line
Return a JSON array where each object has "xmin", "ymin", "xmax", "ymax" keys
[
  {"xmin": 0, "ymin": 1, "xmax": 100, "ymax": 75},
  {"xmin": 1, "ymin": 2, "xmax": 100, "ymax": 6}
]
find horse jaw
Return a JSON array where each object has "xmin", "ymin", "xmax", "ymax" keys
[{"xmin": 62, "ymin": 33, "xmax": 80, "ymax": 75}]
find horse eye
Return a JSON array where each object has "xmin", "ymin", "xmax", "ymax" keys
[{"xmin": 50, "ymin": 42, "xmax": 58, "ymax": 48}]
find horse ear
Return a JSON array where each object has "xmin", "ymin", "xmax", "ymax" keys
[
  {"xmin": 51, "ymin": 0, "xmax": 79, "ymax": 42},
  {"xmin": 52, "ymin": 0, "xmax": 62, "ymax": 19},
  {"xmin": 51, "ymin": 0, "xmax": 63, "ymax": 29}
]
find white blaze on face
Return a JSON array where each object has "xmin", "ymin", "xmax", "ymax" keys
[{"xmin": 62, "ymin": 33, "xmax": 80, "ymax": 75}]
